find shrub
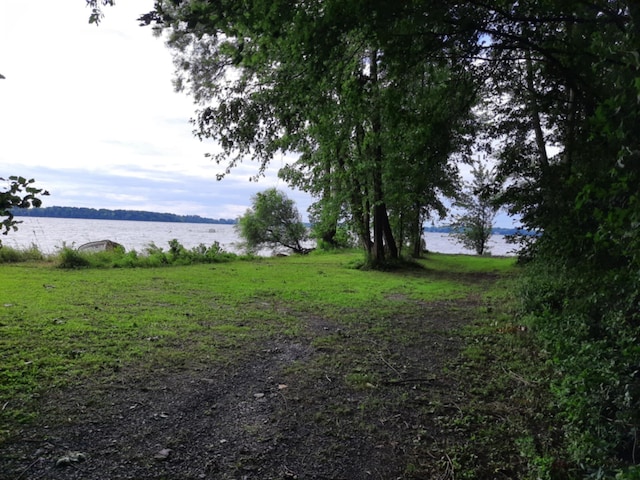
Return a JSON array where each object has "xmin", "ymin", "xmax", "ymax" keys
[
  {"xmin": 0, "ymin": 244, "xmax": 45, "ymax": 263},
  {"xmin": 313, "ymin": 225, "xmax": 356, "ymax": 251},
  {"xmin": 57, "ymin": 247, "xmax": 91, "ymax": 269},
  {"xmin": 517, "ymin": 259, "xmax": 640, "ymax": 473},
  {"xmin": 55, "ymin": 240, "xmax": 237, "ymax": 269}
]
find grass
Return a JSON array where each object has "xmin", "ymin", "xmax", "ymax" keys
[
  {"xmin": 0, "ymin": 253, "xmax": 482, "ymax": 409},
  {"xmin": 0, "ymin": 249, "xmax": 558, "ymax": 478}
]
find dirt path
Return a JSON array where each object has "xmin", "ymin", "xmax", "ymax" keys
[{"xmin": 1, "ymin": 296, "xmax": 485, "ymax": 480}]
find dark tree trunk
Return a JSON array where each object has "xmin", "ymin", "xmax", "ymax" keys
[
  {"xmin": 368, "ymin": 48, "xmax": 398, "ymax": 263},
  {"xmin": 381, "ymin": 204, "xmax": 398, "ymax": 259},
  {"xmin": 372, "ymin": 201, "xmax": 386, "ymax": 262},
  {"xmin": 410, "ymin": 206, "xmax": 423, "ymax": 258}
]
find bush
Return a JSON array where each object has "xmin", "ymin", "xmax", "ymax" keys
[
  {"xmin": 236, "ymin": 188, "xmax": 309, "ymax": 254},
  {"xmin": 313, "ymin": 225, "xmax": 356, "ymax": 251},
  {"xmin": 517, "ymin": 260, "xmax": 640, "ymax": 473},
  {"xmin": 57, "ymin": 247, "xmax": 91, "ymax": 269},
  {"xmin": 56, "ymin": 240, "xmax": 237, "ymax": 269},
  {"xmin": 0, "ymin": 244, "xmax": 45, "ymax": 263}
]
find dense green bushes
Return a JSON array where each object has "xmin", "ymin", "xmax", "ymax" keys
[
  {"xmin": 66, "ymin": 239, "xmax": 239, "ymax": 268},
  {"xmin": 518, "ymin": 259, "xmax": 640, "ymax": 477},
  {"xmin": 0, "ymin": 244, "xmax": 45, "ymax": 263},
  {"xmin": 0, "ymin": 239, "xmax": 239, "ymax": 268}
]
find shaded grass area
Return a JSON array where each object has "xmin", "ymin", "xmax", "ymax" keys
[{"xmin": 0, "ymin": 251, "xmax": 563, "ymax": 478}]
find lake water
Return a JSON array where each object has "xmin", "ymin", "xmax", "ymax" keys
[{"xmin": 4, "ymin": 217, "xmax": 518, "ymax": 256}]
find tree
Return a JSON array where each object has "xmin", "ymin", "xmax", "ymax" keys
[
  {"xmin": 236, "ymin": 188, "xmax": 309, "ymax": 255},
  {"xmin": 80, "ymin": 0, "xmax": 640, "ymax": 468},
  {"xmin": 0, "ymin": 176, "xmax": 49, "ymax": 247},
  {"xmin": 448, "ymin": 160, "xmax": 499, "ymax": 255},
  {"xmin": 141, "ymin": 1, "xmax": 480, "ymax": 266},
  {"xmin": 85, "ymin": 0, "xmax": 115, "ymax": 25},
  {"xmin": 477, "ymin": 0, "xmax": 640, "ymax": 467}
]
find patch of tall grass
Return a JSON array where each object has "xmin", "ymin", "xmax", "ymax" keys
[
  {"xmin": 1, "ymin": 239, "xmax": 242, "ymax": 267},
  {"xmin": 2, "ymin": 239, "xmax": 240, "ymax": 268},
  {"xmin": 0, "ymin": 244, "xmax": 46, "ymax": 263}
]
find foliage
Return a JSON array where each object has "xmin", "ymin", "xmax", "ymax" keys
[
  {"xmin": 85, "ymin": 0, "xmax": 115, "ymax": 25},
  {"xmin": 0, "ymin": 244, "xmax": 45, "ymax": 263},
  {"xmin": 57, "ymin": 247, "xmax": 92, "ymax": 269},
  {"xmin": 143, "ymin": 1, "xmax": 480, "ymax": 264},
  {"xmin": 0, "ymin": 176, "xmax": 48, "ymax": 247},
  {"xmin": 475, "ymin": 1, "xmax": 640, "ymax": 472},
  {"xmin": 312, "ymin": 224, "xmax": 356, "ymax": 251},
  {"xmin": 54, "ymin": 239, "xmax": 237, "ymax": 269},
  {"xmin": 236, "ymin": 188, "xmax": 309, "ymax": 254},
  {"xmin": 449, "ymin": 160, "xmax": 499, "ymax": 255},
  {"xmin": 517, "ymin": 259, "xmax": 640, "ymax": 473}
]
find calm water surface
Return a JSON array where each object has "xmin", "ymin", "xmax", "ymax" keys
[{"xmin": 5, "ymin": 217, "xmax": 517, "ymax": 256}]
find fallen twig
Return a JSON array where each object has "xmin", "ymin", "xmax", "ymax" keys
[
  {"xmin": 13, "ymin": 457, "xmax": 42, "ymax": 480},
  {"xmin": 383, "ymin": 377, "xmax": 436, "ymax": 385},
  {"xmin": 378, "ymin": 352, "xmax": 401, "ymax": 376},
  {"xmin": 501, "ymin": 366, "xmax": 538, "ymax": 386}
]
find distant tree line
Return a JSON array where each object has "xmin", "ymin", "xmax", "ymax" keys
[
  {"xmin": 11, "ymin": 206, "xmax": 235, "ymax": 224},
  {"xmin": 423, "ymin": 225, "xmax": 520, "ymax": 237}
]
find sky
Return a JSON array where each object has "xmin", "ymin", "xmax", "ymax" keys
[
  {"xmin": 0, "ymin": 0, "xmax": 311, "ymax": 221},
  {"xmin": 0, "ymin": 1, "xmax": 515, "ymax": 227}
]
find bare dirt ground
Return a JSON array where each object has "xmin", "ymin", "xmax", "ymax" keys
[{"xmin": 1, "ymin": 286, "xmax": 531, "ymax": 480}]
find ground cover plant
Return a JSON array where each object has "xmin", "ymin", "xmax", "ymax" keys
[{"xmin": 0, "ymin": 251, "xmax": 570, "ymax": 479}]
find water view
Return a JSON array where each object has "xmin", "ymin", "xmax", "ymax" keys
[{"xmin": 4, "ymin": 217, "xmax": 518, "ymax": 256}]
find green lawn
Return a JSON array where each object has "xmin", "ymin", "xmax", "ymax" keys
[
  {"xmin": 0, "ymin": 252, "xmax": 511, "ymax": 422},
  {"xmin": 2, "ymin": 251, "xmax": 550, "ymax": 479}
]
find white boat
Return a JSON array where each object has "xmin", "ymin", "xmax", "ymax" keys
[{"xmin": 77, "ymin": 240, "xmax": 124, "ymax": 253}]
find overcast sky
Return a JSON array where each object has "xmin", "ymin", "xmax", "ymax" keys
[
  {"xmin": 0, "ymin": 0, "xmax": 311, "ymax": 221},
  {"xmin": 1, "ymin": 1, "xmax": 515, "ymax": 227}
]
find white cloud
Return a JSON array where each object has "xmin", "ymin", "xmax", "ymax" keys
[
  {"xmin": 0, "ymin": 1, "xmax": 515, "ymax": 228},
  {"xmin": 0, "ymin": 0, "xmax": 313, "ymax": 221}
]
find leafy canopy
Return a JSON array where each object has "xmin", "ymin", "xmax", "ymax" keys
[
  {"xmin": 141, "ymin": 0, "xmax": 481, "ymax": 264},
  {"xmin": 236, "ymin": 188, "xmax": 308, "ymax": 255},
  {"xmin": 0, "ymin": 176, "xmax": 49, "ymax": 247}
]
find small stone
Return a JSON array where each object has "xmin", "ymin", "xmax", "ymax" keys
[
  {"xmin": 55, "ymin": 451, "xmax": 86, "ymax": 467},
  {"xmin": 55, "ymin": 456, "xmax": 71, "ymax": 467},
  {"xmin": 68, "ymin": 451, "xmax": 87, "ymax": 462},
  {"xmin": 154, "ymin": 448, "xmax": 173, "ymax": 460},
  {"xmin": 253, "ymin": 393, "xmax": 265, "ymax": 399}
]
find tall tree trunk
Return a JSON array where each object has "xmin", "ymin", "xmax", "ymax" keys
[
  {"xmin": 369, "ymin": 48, "xmax": 398, "ymax": 262},
  {"xmin": 525, "ymin": 50, "xmax": 549, "ymax": 172},
  {"xmin": 396, "ymin": 210, "xmax": 404, "ymax": 257},
  {"xmin": 352, "ymin": 123, "xmax": 373, "ymax": 257},
  {"xmin": 410, "ymin": 205, "xmax": 423, "ymax": 258},
  {"xmin": 381, "ymin": 204, "xmax": 398, "ymax": 259},
  {"xmin": 361, "ymin": 197, "xmax": 372, "ymax": 255},
  {"xmin": 372, "ymin": 200, "xmax": 386, "ymax": 262},
  {"xmin": 319, "ymin": 149, "xmax": 339, "ymax": 246}
]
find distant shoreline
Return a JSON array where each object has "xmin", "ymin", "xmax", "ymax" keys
[
  {"xmin": 423, "ymin": 226, "xmax": 527, "ymax": 236},
  {"xmin": 13, "ymin": 206, "xmax": 525, "ymax": 236},
  {"xmin": 12, "ymin": 206, "xmax": 235, "ymax": 225}
]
